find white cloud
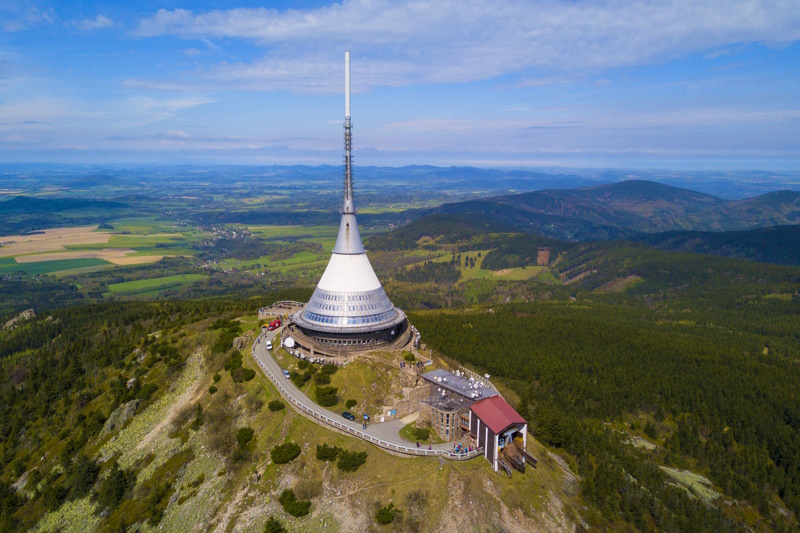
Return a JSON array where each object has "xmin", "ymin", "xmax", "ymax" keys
[
  {"xmin": 73, "ymin": 15, "xmax": 115, "ymax": 31},
  {"xmin": 1, "ymin": 5, "xmax": 54, "ymax": 32},
  {"xmin": 153, "ymin": 130, "xmax": 190, "ymax": 140},
  {"xmin": 132, "ymin": 1, "xmax": 800, "ymax": 91}
]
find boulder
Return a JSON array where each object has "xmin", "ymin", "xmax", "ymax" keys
[{"xmin": 101, "ymin": 399, "xmax": 140, "ymax": 436}]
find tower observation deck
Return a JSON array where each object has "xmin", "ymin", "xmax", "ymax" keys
[{"xmin": 291, "ymin": 51, "xmax": 407, "ymax": 350}]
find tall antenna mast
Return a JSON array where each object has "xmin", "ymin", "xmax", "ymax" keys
[{"xmin": 343, "ymin": 50, "xmax": 354, "ymax": 215}]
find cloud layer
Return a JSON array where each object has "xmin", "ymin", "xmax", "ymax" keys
[{"xmin": 133, "ymin": 0, "xmax": 800, "ymax": 91}]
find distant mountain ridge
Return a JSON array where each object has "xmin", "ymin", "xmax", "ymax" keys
[{"xmin": 429, "ymin": 180, "xmax": 800, "ymax": 241}]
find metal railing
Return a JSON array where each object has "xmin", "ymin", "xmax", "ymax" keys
[{"xmin": 252, "ymin": 340, "xmax": 482, "ymax": 461}]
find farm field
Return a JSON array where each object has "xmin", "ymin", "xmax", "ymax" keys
[
  {"xmin": 0, "ymin": 257, "xmax": 110, "ymax": 275},
  {"xmin": 0, "ymin": 226, "xmax": 110, "ymax": 257},
  {"xmin": 14, "ymin": 249, "xmax": 164, "ymax": 266},
  {"xmin": 106, "ymin": 274, "xmax": 208, "ymax": 295},
  {"xmin": 0, "ymin": 219, "xmax": 203, "ymax": 275}
]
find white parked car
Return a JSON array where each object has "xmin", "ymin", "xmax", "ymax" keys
[{"xmin": 266, "ymin": 340, "xmax": 273, "ymax": 350}]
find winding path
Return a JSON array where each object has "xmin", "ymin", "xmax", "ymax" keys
[{"xmin": 251, "ymin": 328, "xmax": 481, "ymax": 460}]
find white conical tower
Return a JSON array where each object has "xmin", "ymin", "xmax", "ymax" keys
[{"xmin": 292, "ymin": 51, "xmax": 406, "ymax": 347}]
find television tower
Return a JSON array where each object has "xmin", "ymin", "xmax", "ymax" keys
[{"xmin": 290, "ymin": 51, "xmax": 408, "ymax": 352}]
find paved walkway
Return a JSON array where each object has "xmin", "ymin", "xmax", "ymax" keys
[{"xmin": 251, "ymin": 328, "xmax": 482, "ymax": 460}]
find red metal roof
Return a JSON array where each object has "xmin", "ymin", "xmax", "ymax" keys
[{"xmin": 470, "ymin": 395, "xmax": 526, "ymax": 434}]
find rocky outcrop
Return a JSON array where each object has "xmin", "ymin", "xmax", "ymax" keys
[
  {"xmin": 3, "ymin": 309, "xmax": 35, "ymax": 330},
  {"xmin": 101, "ymin": 399, "xmax": 140, "ymax": 436}
]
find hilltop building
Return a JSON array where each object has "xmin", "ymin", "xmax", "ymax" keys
[
  {"xmin": 417, "ymin": 368, "xmax": 530, "ymax": 473},
  {"xmin": 419, "ymin": 368, "xmax": 498, "ymax": 441},
  {"xmin": 289, "ymin": 52, "xmax": 408, "ymax": 353},
  {"xmin": 469, "ymin": 396, "xmax": 530, "ymax": 473}
]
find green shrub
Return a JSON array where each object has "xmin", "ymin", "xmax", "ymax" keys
[
  {"xmin": 411, "ymin": 427, "xmax": 430, "ymax": 441},
  {"xmin": 315, "ymin": 443, "xmax": 342, "ymax": 461},
  {"xmin": 403, "ymin": 352, "xmax": 416, "ymax": 362},
  {"xmin": 189, "ymin": 404, "xmax": 203, "ymax": 431},
  {"xmin": 66, "ymin": 454, "xmax": 100, "ymax": 499},
  {"xmin": 213, "ymin": 373, "xmax": 221, "ymax": 383},
  {"xmin": 297, "ymin": 359, "xmax": 309, "ymax": 370},
  {"xmin": 271, "ymin": 442, "xmax": 301, "ymax": 464},
  {"xmin": 236, "ymin": 427, "xmax": 255, "ymax": 448},
  {"xmin": 209, "ymin": 385, "xmax": 218, "ymax": 395},
  {"xmin": 278, "ymin": 489, "xmax": 311, "ymax": 517},
  {"xmin": 320, "ymin": 364, "xmax": 338, "ymax": 376},
  {"xmin": 268, "ymin": 400, "xmax": 285, "ymax": 412},
  {"xmin": 95, "ymin": 461, "xmax": 136, "ymax": 513},
  {"xmin": 209, "ymin": 318, "xmax": 241, "ymax": 332},
  {"xmin": 375, "ymin": 502, "xmax": 401, "ymax": 525},
  {"xmin": 644, "ymin": 421, "xmax": 658, "ymax": 439},
  {"xmin": 336, "ymin": 450, "xmax": 367, "ymax": 472},
  {"xmin": 345, "ymin": 399, "xmax": 357, "ymax": 409},
  {"xmin": 213, "ymin": 330, "xmax": 239, "ymax": 354},
  {"xmin": 232, "ymin": 367, "xmax": 256, "ymax": 383},
  {"xmin": 137, "ymin": 383, "xmax": 159, "ymax": 401},
  {"xmin": 291, "ymin": 370, "xmax": 312, "ymax": 388},
  {"xmin": 313, "ymin": 373, "xmax": 331, "ymax": 385},
  {"xmin": 145, "ymin": 481, "xmax": 172, "ymax": 526},
  {"xmin": 263, "ymin": 516, "xmax": 287, "ymax": 533},
  {"xmin": 224, "ymin": 351, "xmax": 243, "ymax": 371},
  {"xmin": 42, "ymin": 484, "xmax": 68, "ymax": 511},
  {"xmin": 315, "ymin": 386, "xmax": 338, "ymax": 407}
]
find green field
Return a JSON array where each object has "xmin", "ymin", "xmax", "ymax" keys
[
  {"xmin": 106, "ymin": 274, "xmax": 208, "ymax": 295},
  {"xmin": 0, "ymin": 258, "xmax": 110, "ymax": 275},
  {"xmin": 453, "ymin": 250, "xmax": 494, "ymax": 282}
]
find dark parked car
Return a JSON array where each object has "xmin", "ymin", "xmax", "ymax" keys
[{"xmin": 342, "ymin": 411, "xmax": 356, "ymax": 421}]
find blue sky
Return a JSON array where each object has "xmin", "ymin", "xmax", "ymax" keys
[{"xmin": 1, "ymin": 0, "xmax": 799, "ymax": 169}]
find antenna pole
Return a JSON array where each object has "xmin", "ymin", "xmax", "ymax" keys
[
  {"xmin": 345, "ymin": 50, "xmax": 351, "ymax": 119},
  {"xmin": 343, "ymin": 50, "xmax": 354, "ymax": 214}
]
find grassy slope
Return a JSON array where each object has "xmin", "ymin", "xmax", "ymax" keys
[{"xmin": 31, "ymin": 317, "xmax": 582, "ymax": 532}]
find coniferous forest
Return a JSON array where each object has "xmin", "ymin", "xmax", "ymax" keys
[{"xmin": 411, "ymin": 245, "xmax": 800, "ymax": 531}]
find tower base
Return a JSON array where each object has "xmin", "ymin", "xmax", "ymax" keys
[{"xmin": 284, "ymin": 313, "xmax": 411, "ymax": 358}]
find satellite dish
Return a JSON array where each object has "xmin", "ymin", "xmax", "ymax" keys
[{"xmin": 285, "ymin": 337, "xmax": 295, "ymax": 348}]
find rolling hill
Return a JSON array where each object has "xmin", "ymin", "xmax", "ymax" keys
[{"xmin": 428, "ymin": 180, "xmax": 800, "ymax": 240}]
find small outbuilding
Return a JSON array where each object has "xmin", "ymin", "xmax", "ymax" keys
[{"xmin": 469, "ymin": 396, "xmax": 529, "ymax": 474}]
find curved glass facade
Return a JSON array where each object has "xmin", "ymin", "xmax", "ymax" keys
[{"xmin": 299, "ymin": 285, "xmax": 398, "ymax": 330}]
